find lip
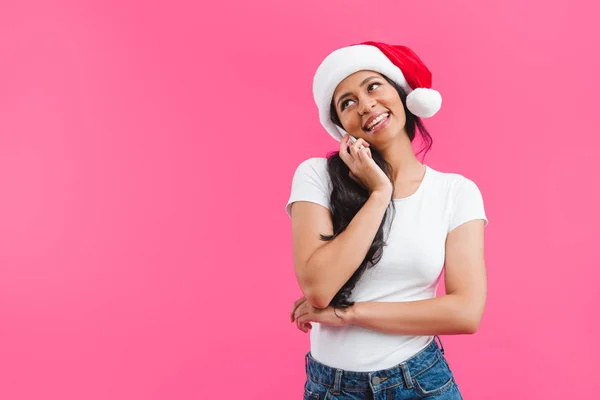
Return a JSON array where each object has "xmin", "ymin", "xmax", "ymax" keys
[{"xmin": 363, "ymin": 112, "xmax": 390, "ymax": 134}]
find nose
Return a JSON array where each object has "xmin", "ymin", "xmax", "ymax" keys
[{"xmin": 358, "ymin": 95, "xmax": 376, "ymax": 115}]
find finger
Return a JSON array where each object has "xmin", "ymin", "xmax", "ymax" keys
[
  {"xmin": 357, "ymin": 147, "xmax": 373, "ymax": 165},
  {"xmin": 359, "ymin": 147, "xmax": 375, "ymax": 164},
  {"xmin": 350, "ymin": 139, "xmax": 369, "ymax": 159},
  {"xmin": 353, "ymin": 138, "xmax": 369, "ymax": 149},
  {"xmin": 296, "ymin": 314, "xmax": 311, "ymax": 333},
  {"xmin": 297, "ymin": 315, "xmax": 312, "ymax": 333},
  {"xmin": 290, "ymin": 297, "xmax": 306, "ymax": 321},
  {"xmin": 339, "ymin": 134, "xmax": 351, "ymax": 154},
  {"xmin": 357, "ymin": 146, "xmax": 369, "ymax": 162},
  {"xmin": 349, "ymin": 141, "xmax": 361, "ymax": 159},
  {"xmin": 294, "ymin": 296, "xmax": 306, "ymax": 307},
  {"xmin": 301, "ymin": 322, "xmax": 312, "ymax": 333},
  {"xmin": 294, "ymin": 307, "xmax": 309, "ymax": 322},
  {"xmin": 339, "ymin": 136, "xmax": 353, "ymax": 164}
]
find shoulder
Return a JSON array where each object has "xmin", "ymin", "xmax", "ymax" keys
[
  {"xmin": 426, "ymin": 165, "xmax": 480, "ymax": 193},
  {"xmin": 426, "ymin": 166, "xmax": 486, "ymax": 209},
  {"xmin": 292, "ymin": 157, "xmax": 330, "ymax": 184},
  {"xmin": 294, "ymin": 157, "xmax": 328, "ymax": 173},
  {"xmin": 286, "ymin": 157, "xmax": 331, "ymax": 218},
  {"xmin": 426, "ymin": 166, "xmax": 488, "ymax": 230}
]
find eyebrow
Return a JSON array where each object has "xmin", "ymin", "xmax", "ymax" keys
[{"xmin": 336, "ymin": 76, "xmax": 381, "ymax": 108}]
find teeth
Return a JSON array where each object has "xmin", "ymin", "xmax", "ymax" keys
[{"xmin": 366, "ymin": 113, "xmax": 389, "ymax": 130}]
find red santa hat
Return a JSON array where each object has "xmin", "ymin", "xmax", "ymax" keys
[{"xmin": 312, "ymin": 41, "xmax": 442, "ymax": 141}]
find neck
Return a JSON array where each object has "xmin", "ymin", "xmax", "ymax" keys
[{"xmin": 378, "ymin": 131, "xmax": 425, "ymax": 182}]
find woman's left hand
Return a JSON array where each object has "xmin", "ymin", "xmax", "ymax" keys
[{"xmin": 290, "ymin": 296, "xmax": 352, "ymax": 333}]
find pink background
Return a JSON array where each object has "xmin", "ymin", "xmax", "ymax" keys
[{"xmin": 1, "ymin": 0, "xmax": 599, "ymax": 399}]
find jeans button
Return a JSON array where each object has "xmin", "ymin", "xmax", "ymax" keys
[{"xmin": 372, "ymin": 376, "xmax": 381, "ymax": 385}]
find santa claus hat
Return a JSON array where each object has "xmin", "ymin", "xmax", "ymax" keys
[{"xmin": 312, "ymin": 41, "xmax": 442, "ymax": 141}]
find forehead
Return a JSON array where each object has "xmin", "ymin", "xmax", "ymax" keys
[{"xmin": 333, "ymin": 70, "xmax": 384, "ymax": 99}]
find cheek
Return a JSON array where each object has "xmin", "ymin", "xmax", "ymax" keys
[
  {"xmin": 385, "ymin": 95, "xmax": 406, "ymax": 118},
  {"xmin": 394, "ymin": 103, "xmax": 406, "ymax": 120},
  {"xmin": 382, "ymin": 91, "xmax": 402, "ymax": 107},
  {"xmin": 341, "ymin": 114, "xmax": 361, "ymax": 131}
]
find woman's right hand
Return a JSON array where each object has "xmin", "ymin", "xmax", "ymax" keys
[{"xmin": 339, "ymin": 134, "xmax": 393, "ymax": 196}]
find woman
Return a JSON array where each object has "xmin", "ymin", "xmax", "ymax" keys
[{"xmin": 286, "ymin": 41, "xmax": 488, "ymax": 399}]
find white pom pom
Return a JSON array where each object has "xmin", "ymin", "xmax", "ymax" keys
[{"xmin": 406, "ymin": 88, "xmax": 442, "ymax": 118}]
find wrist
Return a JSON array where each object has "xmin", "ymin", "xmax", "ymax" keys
[
  {"xmin": 342, "ymin": 304, "xmax": 358, "ymax": 326},
  {"xmin": 369, "ymin": 189, "xmax": 392, "ymax": 204}
]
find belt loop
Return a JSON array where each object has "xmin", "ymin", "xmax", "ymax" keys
[
  {"xmin": 332, "ymin": 369, "xmax": 343, "ymax": 395},
  {"xmin": 435, "ymin": 335, "xmax": 445, "ymax": 355},
  {"xmin": 305, "ymin": 353, "xmax": 309, "ymax": 375},
  {"xmin": 400, "ymin": 364, "xmax": 413, "ymax": 389}
]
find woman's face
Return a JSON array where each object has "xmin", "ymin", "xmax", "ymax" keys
[{"xmin": 332, "ymin": 70, "xmax": 406, "ymax": 143}]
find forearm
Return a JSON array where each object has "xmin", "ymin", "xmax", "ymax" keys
[
  {"xmin": 304, "ymin": 190, "xmax": 391, "ymax": 308},
  {"xmin": 346, "ymin": 294, "xmax": 483, "ymax": 335}
]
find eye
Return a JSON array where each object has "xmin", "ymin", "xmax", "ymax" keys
[
  {"xmin": 340, "ymin": 99, "xmax": 355, "ymax": 111},
  {"xmin": 367, "ymin": 82, "xmax": 381, "ymax": 91}
]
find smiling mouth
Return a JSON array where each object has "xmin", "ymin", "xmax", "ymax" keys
[{"xmin": 364, "ymin": 112, "xmax": 390, "ymax": 132}]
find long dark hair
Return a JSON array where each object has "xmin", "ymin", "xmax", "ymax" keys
[{"xmin": 323, "ymin": 75, "xmax": 433, "ymax": 309}]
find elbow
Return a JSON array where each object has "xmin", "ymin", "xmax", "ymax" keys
[
  {"xmin": 309, "ymin": 299, "xmax": 330, "ymax": 310},
  {"xmin": 462, "ymin": 317, "xmax": 480, "ymax": 334},
  {"xmin": 454, "ymin": 296, "xmax": 484, "ymax": 334},
  {"xmin": 302, "ymin": 286, "xmax": 332, "ymax": 309},
  {"xmin": 298, "ymin": 273, "xmax": 334, "ymax": 309},
  {"xmin": 460, "ymin": 309, "xmax": 483, "ymax": 334},
  {"xmin": 305, "ymin": 291, "xmax": 331, "ymax": 309}
]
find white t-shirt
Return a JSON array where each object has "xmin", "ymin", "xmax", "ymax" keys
[{"xmin": 285, "ymin": 157, "xmax": 488, "ymax": 372}]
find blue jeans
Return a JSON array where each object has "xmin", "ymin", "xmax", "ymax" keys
[{"xmin": 303, "ymin": 336, "xmax": 463, "ymax": 399}]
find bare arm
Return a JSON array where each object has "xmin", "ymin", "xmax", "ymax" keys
[
  {"xmin": 291, "ymin": 135, "xmax": 393, "ymax": 309},
  {"xmin": 291, "ymin": 190, "xmax": 391, "ymax": 309},
  {"xmin": 343, "ymin": 219, "xmax": 487, "ymax": 334}
]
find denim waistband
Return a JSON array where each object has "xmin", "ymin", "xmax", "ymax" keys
[{"xmin": 305, "ymin": 336, "xmax": 445, "ymax": 393}]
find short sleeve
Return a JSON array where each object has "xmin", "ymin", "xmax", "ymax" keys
[
  {"xmin": 285, "ymin": 158, "xmax": 331, "ymax": 218},
  {"xmin": 448, "ymin": 177, "xmax": 488, "ymax": 232}
]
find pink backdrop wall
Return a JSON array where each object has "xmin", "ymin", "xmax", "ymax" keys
[{"xmin": 1, "ymin": 0, "xmax": 599, "ymax": 399}]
